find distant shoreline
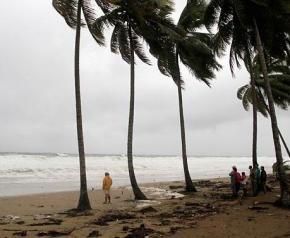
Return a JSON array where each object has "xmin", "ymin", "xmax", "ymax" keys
[{"xmin": 0, "ymin": 152, "xmax": 270, "ymax": 158}]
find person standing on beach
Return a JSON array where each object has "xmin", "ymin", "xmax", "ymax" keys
[
  {"xmin": 260, "ymin": 166, "xmax": 267, "ymax": 194},
  {"xmin": 240, "ymin": 172, "xmax": 247, "ymax": 196},
  {"xmin": 255, "ymin": 165, "xmax": 261, "ymax": 193},
  {"xmin": 249, "ymin": 165, "xmax": 257, "ymax": 196},
  {"xmin": 229, "ymin": 166, "xmax": 236, "ymax": 196},
  {"xmin": 103, "ymin": 172, "xmax": 113, "ymax": 204},
  {"xmin": 229, "ymin": 166, "xmax": 241, "ymax": 197}
]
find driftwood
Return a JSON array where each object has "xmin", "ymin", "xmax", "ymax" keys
[{"xmin": 37, "ymin": 228, "xmax": 75, "ymax": 237}]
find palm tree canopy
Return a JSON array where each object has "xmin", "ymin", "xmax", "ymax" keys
[
  {"xmin": 53, "ymin": 0, "xmax": 79, "ymax": 28},
  {"xmin": 255, "ymin": 57, "xmax": 290, "ymax": 110},
  {"xmin": 92, "ymin": 0, "xmax": 180, "ymax": 66},
  {"xmin": 204, "ymin": 0, "xmax": 290, "ymax": 73},
  {"xmin": 238, "ymin": 56, "xmax": 290, "ymax": 115},
  {"xmin": 53, "ymin": 0, "xmax": 106, "ymax": 45},
  {"xmin": 237, "ymin": 84, "xmax": 268, "ymax": 117},
  {"xmin": 151, "ymin": 0, "xmax": 221, "ymax": 87},
  {"xmin": 176, "ymin": 0, "xmax": 221, "ymax": 85}
]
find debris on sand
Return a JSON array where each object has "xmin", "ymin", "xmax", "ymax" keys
[
  {"xmin": 87, "ymin": 230, "xmax": 101, "ymax": 237},
  {"xmin": 91, "ymin": 210, "xmax": 136, "ymax": 226},
  {"xmin": 29, "ymin": 217, "xmax": 63, "ymax": 226},
  {"xmin": 248, "ymin": 206, "xmax": 269, "ymax": 211},
  {"xmin": 37, "ymin": 229, "xmax": 74, "ymax": 237},
  {"xmin": 124, "ymin": 224, "xmax": 164, "ymax": 238},
  {"xmin": 140, "ymin": 187, "xmax": 185, "ymax": 200},
  {"xmin": 138, "ymin": 206, "xmax": 158, "ymax": 213},
  {"xmin": 13, "ymin": 230, "xmax": 27, "ymax": 236},
  {"xmin": 136, "ymin": 200, "xmax": 161, "ymax": 209}
]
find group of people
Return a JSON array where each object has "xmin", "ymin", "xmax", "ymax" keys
[
  {"xmin": 229, "ymin": 165, "xmax": 267, "ymax": 198},
  {"xmin": 103, "ymin": 166, "xmax": 269, "ymax": 204}
]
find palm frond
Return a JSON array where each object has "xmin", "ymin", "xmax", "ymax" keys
[
  {"xmin": 242, "ymin": 87, "xmax": 251, "ymax": 111},
  {"xmin": 82, "ymin": 0, "xmax": 107, "ymax": 45},
  {"xmin": 178, "ymin": 0, "xmax": 206, "ymax": 32},
  {"xmin": 95, "ymin": 0, "xmax": 114, "ymax": 14},
  {"xmin": 212, "ymin": 20, "xmax": 233, "ymax": 57},
  {"xmin": 204, "ymin": 0, "xmax": 224, "ymax": 31},
  {"xmin": 92, "ymin": 9, "xmax": 120, "ymax": 45},
  {"xmin": 233, "ymin": 0, "xmax": 251, "ymax": 29},
  {"xmin": 53, "ymin": 0, "xmax": 79, "ymax": 28},
  {"xmin": 118, "ymin": 23, "xmax": 131, "ymax": 64},
  {"xmin": 237, "ymin": 84, "xmax": 249, "ymax": 100},
  {"xmin": 178, "ymin": 37, "xmax": 219, "ymax": 85},
  {"xmin": 132, "ymin": 32, "xmax": 151, "ymax": 65},
  {"xmin": 110, "ymin": 22, "xmax": 121, "ymax": 54}
]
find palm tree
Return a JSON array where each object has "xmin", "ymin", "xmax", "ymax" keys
[
  {"xmin": 238, "ymin": 56, "xmax": 290, "ymax": 158},
  {"xmin": 152, "ymin": 0, "xmax": 220, "ymax": 192},
  {"xmin": 204, "ymin": 0, "xmax": 290, "ymax": 206},
  {"xmin": 251, "ymin": 3, "xmax": 290, "ymax": 206},
  {"xmin": 92, "ymin": 0, "xmax": 177, "ymax": 200},
  {"xmin": 204, "ymin": 0, "xmax": 260, "ymax": 167},
  {"xmin": 53, "ymin": 0, "xmax": 102, "ymax": 210},
  {"xmin": 204, "ymin": 0, "xmax": 259, "ymax": 167},
  {"xmin": 238, "ymin": 82, "xmax": 290, "ymax": 158}
]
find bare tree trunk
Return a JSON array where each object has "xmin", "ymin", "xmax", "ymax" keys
[
  {"xmin": 257, "ymin": 87, "xmax": 290, "ymax": 158},
  {"xmin": 176, "ymin": 71, "xmax": 196, "ymax": 192},
  {"xmin": 245, "ymin": 47, "xmax": 258, "ymax": 167},
  {"xmin": 254, "ymin": 19, "xmax": 290, "ymax": 207},
  {"xmin": 75, "ymin": 0, "xmax": 91, "ymax": 211},
  {"xmin": 127, "ymin": 22, "xmax": 147, "ymax": 200}
]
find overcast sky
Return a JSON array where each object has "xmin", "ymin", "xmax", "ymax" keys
[{"xmin": 0, "ymin": 0, "xmax": 289, "ymax": 156}]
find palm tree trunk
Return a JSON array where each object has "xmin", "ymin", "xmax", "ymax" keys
[
  {"xmin": 176, "ymin": 67, "xmax": 196, "ymax": 192},
  {"xmin": 245, "ymin": 47, "xmax": 258, "ymax": 167},
  {"xmin": 75, "ymin": 0, "xmax": 91, "ymax": 211},
  {"xmin": 127, "ymin": 22, "xmax": 147, "ymax": 200},
  {"xmin": 254, "ymin": 18, "xmax": 290, "ymax": 206},
  {"xmin": 278, "ymin": 129, "xmax": 290, "ymax": 158},
  {"xmin": 257, "ymin": 87, "xmax": 290, "ymax": 158}
]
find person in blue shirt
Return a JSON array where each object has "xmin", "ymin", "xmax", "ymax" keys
[{"xmin": 255, "ymin": 165, "xmax": 261, "ymax": 193}]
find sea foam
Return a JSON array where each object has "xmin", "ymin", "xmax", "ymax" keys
[{"xmin": 0, "ymin": 153, "xmax": 276, "ymax": 197}]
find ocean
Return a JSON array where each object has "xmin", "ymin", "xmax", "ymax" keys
[{"xmin": 0, "ymin": 153, "xmax": 276, "ymax": 197}]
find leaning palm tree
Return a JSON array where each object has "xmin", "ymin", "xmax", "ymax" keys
[
  {"xmin": 238, "ymin": 56, "xmax": 290, "ymax": 158},
  {"xmin": 238, "ymin": 83, "xmax": 290, "ymax": 158},
  {"xmin": 204, "ymin": 0, "xmax": 290, "ymax": 206},
  {"xmin": 204, "ymin": 0, "xmax": 260, "ymax": 167},
  {"xmin": 250, "ymin": 2, "xmax": 290, "ymax": 206},
  {"xmin": 152, "ymin": 0, "xmax": 220, "ymax": 192},
  {"xmin": 53, "ymin": 0, "xmax": 102, "ymax": 210},
  {"xmin": 92, "ymin": 0, "xmax": 178, "ymax": 200}
]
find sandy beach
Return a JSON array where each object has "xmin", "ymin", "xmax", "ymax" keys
[{"xmin": 0, "ymin": 176, "xmax": 289, "ymax": 237}]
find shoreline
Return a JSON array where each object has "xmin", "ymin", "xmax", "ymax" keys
[{"xmin": 0, "ymin": 176, "xmax": 228, "ymax": 199}]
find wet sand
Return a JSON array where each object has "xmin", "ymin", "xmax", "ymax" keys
[{"xmin": 0, "ymin": 176, "xmax": 289, "ymax": 237}]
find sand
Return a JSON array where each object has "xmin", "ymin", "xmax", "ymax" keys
[{"xmin": 0, "ymin": 177, "xmax": 289, "ymax": 237}]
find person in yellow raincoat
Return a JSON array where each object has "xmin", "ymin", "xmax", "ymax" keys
[{"xmin": 103, "ymin": 172, "xmax": 113, "ymax": 204}]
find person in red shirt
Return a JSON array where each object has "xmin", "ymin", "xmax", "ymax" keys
[{"xmin": 229, "ymin": 166, "xmax": 241, "ymax": 197}]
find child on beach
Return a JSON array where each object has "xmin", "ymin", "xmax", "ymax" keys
[
  {"xmin": 103, "ymin": 172, "xmax": 113, "ymax": 204},
  {"xmin": 240, "ymin": 172, "xmax": 247, "ymax": 196}
]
